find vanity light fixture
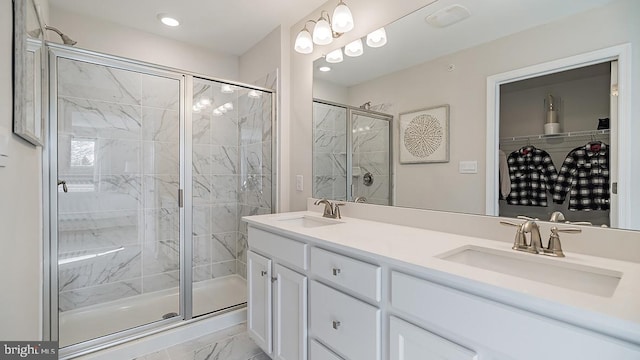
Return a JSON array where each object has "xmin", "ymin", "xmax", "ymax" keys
[
  {"xmin": 344, "ymin": 39, "xmax": 364, "ymax": 57},
  {"xmin": 294, "ymin": 0, "xmax": 355, "ymax": 54},
  {"xmin": 366, "ymin": 27, "xmax": 387, "ymax": 48},
  {"xmin": 325, "ymin": 48, "xmax": 344, "ymax": 63},
  {"xmin": 157, "ymin": 14, "xmax": 180, "ymax": 27}
]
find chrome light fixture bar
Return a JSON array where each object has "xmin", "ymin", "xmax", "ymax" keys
[{"xmin": 294, "ymin": 0, "xmax": 355, "ymax": 54}]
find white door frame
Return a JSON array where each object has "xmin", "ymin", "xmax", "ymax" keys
[{"xmin": 485, "ymin": 43, "xmax": 632, "ymax": 228}]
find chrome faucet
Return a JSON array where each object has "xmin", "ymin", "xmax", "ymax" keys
[
  {"xmin": 503, "ymin": 220, "xmax": 542, "ymax": 254},
  {"xmin": 353, "ymin": 196, "xmax": 367, "ymax": 203},
  {"xmin": 314, "ymin": 199, "xmax": 344, "ymax": 219},
  {"xmin": 549, "ymin": 211, "xmax": 565, "ymax": 222},
  {"xmin": 501, "ymin": 220, "xmax": 581, "ymax": 257}
]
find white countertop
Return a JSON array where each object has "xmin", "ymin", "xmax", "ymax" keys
[{"xmin": 243, "ymin": 211, "xmax": 640, "ymax": 345}]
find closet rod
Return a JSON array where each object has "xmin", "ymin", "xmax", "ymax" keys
[{"xmin": 500, "ymin": 129, "xmax": 610, "ymax": 143}]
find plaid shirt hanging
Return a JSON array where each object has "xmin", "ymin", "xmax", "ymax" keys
[
  {"xmin": 506, "ymin": 146, "xmax": 558, "ymax": 207},
  {"xmin": 553, "ymin": 142, "xmax": 610, "ymax": 211}
]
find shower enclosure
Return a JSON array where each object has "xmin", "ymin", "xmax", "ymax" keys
[
  {"xmin": 312, "ymin": 100, "xmax": 392, "ymax": 205},
  {"xmin": 46, "ymin": 45, "xmax": 275, "ymax": 353}
]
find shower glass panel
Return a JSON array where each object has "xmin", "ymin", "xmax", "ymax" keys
[
  {"xmin": 312, "ymin": 101, "xmax": 348, "ymax": 201},
  {"xmin": 312, "ymin": 100, "xmax": 392, "ymax": 204},
  {"xmin": 56, "ymin": 57, "xmax": 182, "ymax": 346},
  {"xmin": 352, "ymin": 111, "xmax": 391, "ymax": 205},
  {"xmin": 191, "ymin": 78, "xmax": 274, "ymax": 317}
]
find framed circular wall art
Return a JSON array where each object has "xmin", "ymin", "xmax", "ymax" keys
[{"xmin": 399, "ymin": 104, "xmax": 450, "ymax": 164}]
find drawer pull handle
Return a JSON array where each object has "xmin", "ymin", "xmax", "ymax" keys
[
  {"xmin": 332, "ymin": 268, "xmax": 341, "ymax": 276},
  {"xmin": 332, "ymin": 320, "xmax": 341, "ymax": 330},
  {"xmin": 260, "ymin": 270, "xmax": 267, "ymax": 277}
]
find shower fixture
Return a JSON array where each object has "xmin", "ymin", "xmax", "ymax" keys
[{"xmin": 28, "ymin": 25, "xmax": 77, "ymax": 46}]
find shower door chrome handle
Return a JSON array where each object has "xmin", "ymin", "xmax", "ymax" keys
[{"xmin": 57, "ymin": 180, "xmax": 68, "ymax": 193}]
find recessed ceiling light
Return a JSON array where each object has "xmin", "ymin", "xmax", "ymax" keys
[
  {"xmin": 158, "ymin": 14, "xmax": 180, "ymax": 27},
  {"xmin": 319, "ymin": 66, "xmax": 331, "ymax": 72}
]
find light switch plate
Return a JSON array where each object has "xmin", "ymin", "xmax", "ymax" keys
[
  {"xmin": 296, "ymin": 175, "xmax": 304, "ymax": 191},
  {"xmin": 459, "ymin": 161, "xmax": 477, "ymax": 174},
  {"xmin": 0, "ymin": 130, "xmax": 9, "ymax": 168}
]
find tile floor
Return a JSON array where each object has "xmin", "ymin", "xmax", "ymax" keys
[{"xmin": 133, "ymin": 324, "xmax": 268, "ymax": 360}]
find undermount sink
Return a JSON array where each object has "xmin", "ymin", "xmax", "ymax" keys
[
  {"xmin": 276, "ymin": 215, "xmax": 342, "ymax": 228},
  {"xmin": 438, "ymin": 246, "xmax": 622, "ymax": 297}
]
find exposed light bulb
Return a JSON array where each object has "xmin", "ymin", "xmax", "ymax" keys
[
  {"xmin": 192, "ymin": 105, "xmax": 201, "ymax": 112},
  {"xmin": 213, "ymin": 109, "xmax": 223, "ymax": 116},
  {"xmin": 199, "ymin": 98, "xmax": 211, "ymax": 106},
  {"xmin": 313, "ymin": 17, "xmax": 333, "ymax": 45},
  {"xmin": 294, "ymin": 28, "xmax": 314, "ymax": 54},
  {"xmin": 366, "ymin": 27, "xmax": 387, "ymax": 48},
  {"xmin": 218, "ymin": 106, "xmax": 227, "ymax": 114},
  {"xmin": 319, "ymin": 66, "xmax": 331, "ymax": 72},
  {"xmin": 332, "ymin": 1, "xmax": 354, "ymax": 33},
  {"xmin": 248, "ymin": 90, "xmax": 261, "ymax": 98},
  {"xmin": 344, "ymin": 39, "xmax": 363, "ymax": 57},
  {"xmin": 223, "ymin": 102, "xmax": 233, "ymax": 110},
  {"xmin": 221, "ymin": 84, "xmax": 234, "ymax": 93},
  {"xmin": 325, "ymin": 48, "xmax": 343, "ymax": 63}
]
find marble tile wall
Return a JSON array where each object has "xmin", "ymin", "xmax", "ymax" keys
[
  {"xmin": 192, "ymin": 76, "xmax": 274, "ymax": 284},
  {"xmin": 352, "ymin": 113, "xmax": 391, "ymax": 206},
  {"xmin": 192, "ymin": 79, "xmax": 240, "ymax": 288},
  {"xmin": 237, "ymin": 81, "xmax": 275, "ymax": 278},
  {"xmin": 57, "ymin": 58, "xmax": 181, "ymax": 312},
  {"xmin": 312, "ymin": 101, "xmax": 347, "ymax": 201}
]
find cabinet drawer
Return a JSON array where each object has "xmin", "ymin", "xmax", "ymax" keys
[
  {"xmin": 310, "ymin": 247, "xmax": 381, "ymax": 302},
  {"xmin": 310, "ymin": 340, "xmax": 343, "ymax": 360},
  {"xmin": 391, "ymin": 271, "xmax": 640, "ymax": 360},
  {"xmin": 248, "ymin": 227, "xmax": 308, "ymax": 270},
  {"xmin": 390, "ymin": 316, "xmax": 477, "ymax": 360},
  {"xmin": 310, "ymin": 281, "xmax": 380, "ymax": 360}
]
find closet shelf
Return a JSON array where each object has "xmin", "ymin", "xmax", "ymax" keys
[{"xmin": 500, "ymin": 129, "xmax": 610, "ymax": 143}]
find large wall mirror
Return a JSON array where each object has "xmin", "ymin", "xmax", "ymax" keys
[
  {"xmin": 13, "ymin": 0, "xmax": 45, "ymax": 146},
  {"xmin": 312, "ymin": 0, "xmax": 639, "ymax": 231}
]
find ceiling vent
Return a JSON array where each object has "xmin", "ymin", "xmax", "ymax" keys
[{"xmin": 425, "ymin": 4, "xmax": 471, "ymax": 28}]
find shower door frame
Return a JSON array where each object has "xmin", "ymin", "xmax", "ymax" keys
[
  {"xmin": 312, "ymin": 99, "xmax": 394, "ymax": 204},
  {"xmin": 44, "ymin": 43, "xmax": 278, "ymax": 357},
  {"xmin": 45, "ymin": 45, "xmax": 189, "ymax": 355}
]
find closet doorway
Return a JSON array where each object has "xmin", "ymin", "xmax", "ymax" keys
[
  {"xmin": 486, "ymin": 44, "xmax": 631, "ymax": 229},
  {"xmin": 499, "ymin": 62, "xmax": 615, "ymax": 226}
]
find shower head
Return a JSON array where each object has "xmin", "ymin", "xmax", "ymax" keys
[{"xmin": 44, "ymin": 25, "xmax": 77, "ymax": 46}]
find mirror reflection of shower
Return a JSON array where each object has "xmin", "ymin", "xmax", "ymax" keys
[
  {"xmin": 28, "ymin": 25, "xmax": 77, "ymax": 45},
  {"xmin": 312, "ymin": 100, "xmax": 393, "ymax": 206}
]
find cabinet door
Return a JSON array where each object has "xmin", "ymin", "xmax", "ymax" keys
[
  {"xmin": 390, "ymin": 317, "xmax": 477, "ymax": 360},
  {"xmin": 274, "ymin": 264, "xmax": 308, "ymax": 360},
  {"xmin": 248, "ymin": 251, "xmax": 272, "ymax": 355}
]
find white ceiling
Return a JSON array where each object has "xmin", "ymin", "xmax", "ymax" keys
[
  {"xmin": 48, "ymin": 0, "xmax": 328, "ymax": 55},
  {"xmin": 314, "ymin": 0, "xmax": 616, "ymax": 87}
]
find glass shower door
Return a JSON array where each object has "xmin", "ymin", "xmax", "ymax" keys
[
  {"xmin": 55, "ymin": 56, "xmax": 183, "ymax": 346},
  {"xmin": 351, "ymin": 111, "xmax": 391, "ymax": 205}
]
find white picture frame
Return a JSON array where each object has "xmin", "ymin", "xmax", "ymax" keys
[{"xmin": 399, "ymin": 104, "xmax": 449, "ymax": 164}]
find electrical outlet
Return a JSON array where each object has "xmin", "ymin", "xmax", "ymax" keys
[{"xmin": 296, "ymin": 175, "xmax": 304, "ymax": 191}]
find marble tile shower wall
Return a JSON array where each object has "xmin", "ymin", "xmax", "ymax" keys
[
  {"xmin": 57, "ymin": 58, "xmax": 181, "ymax": 311},
  {"xmin": 192, "ymin": 80, "xmax": 240, "ymax": 283},
  {"xmin": 237, "ymin": 90, "xmax": 274, "ymax": 279},
  {"xmin": 352, "ymin": 113, "xmax": 391, "ymax": 206},
  {"xmin": 192, "ymin": 77, "xmax": 274, "ymax": 282},
  {"xmin": 313, "ymin": 102, "xmax": 347, "ymax": 201}
]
